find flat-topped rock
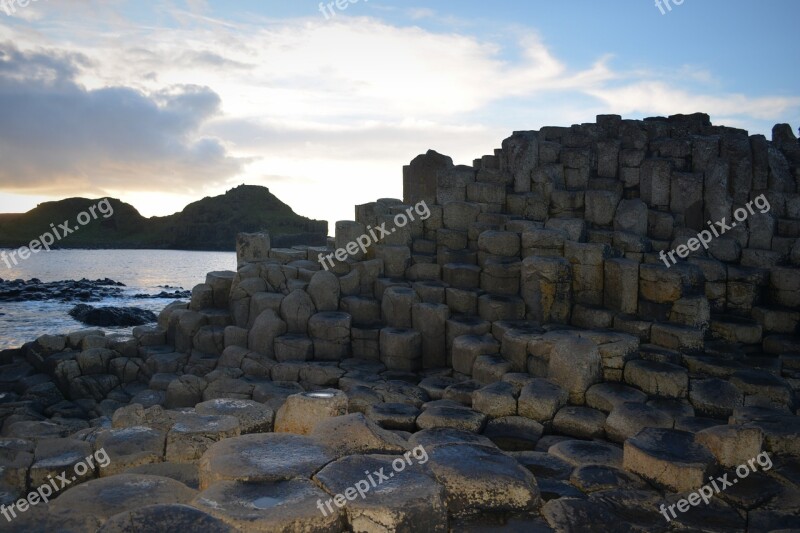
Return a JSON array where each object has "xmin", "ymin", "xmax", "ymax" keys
[
  {"xmin": 541, "ymin": 497, "xmax": 622, "ymax": 532},
  {"xmin": 274, "ymin": 389, "xmax": 348, "ymax": 435},
  {"xmin": 198, "ymin": 433, "xmax": 335, "ymax": 490},
  {"xmin": 518, "ymin": 379, "xmax": 569, "ymax": 423},
  {"xmin": 688, "ymin": 377, "xmax": 744, "ymax": 418},
  {"xmin": 425, "ymin": 443, "xmax": 541, "ymax": 518},
  {"xmin": 310, "ymin": 413, "xmax": 407, "ymax": 456},
  {"xmin": 604, "ymin": 401, "xmax": 674, "ymax": 443},
  {"xmin": 407, "ymin": 427, "xmax": 496, "ymax": 451},
  {"xmin": 623, "ymin": 359, "xmax": 688, "ymax": 398},
  {"xmin": 314, "ymin": 454, "xmax": 448, "ymax": 533},
  {"xmin": 193, "ymin": 478, "xmax": 342, "ymax": 532},
  {"xmin": 508, "ymin": 451, "xmax": 573, "ymax": 480},
  {"xmin": 694, "ymin": 425, "xmax": 763, "ymax": 467},
  {"xmin": 48, "ymin": 474, "xmax": 197, "ymax": 523},
  {"xmin": 548, "ymin": 439, "xmax": 623, "ymax": 468},
  {"xmin": 365, "ymin": 402, "xmax": 420, "ymax": 431},
  {"xmin": 623, "ymin": 427, "xmax": 715, "ymax": 492},
  {"xmin": 416, "ymin": 405, "xmax": 487, "ymax": 433},
  {"xmin": 482, "ymin": 416, "xmax": 543, "ymax": 451},
  {"xmin": 165, "ymin": 414, "xmax": 241, "ymax": 463},
  {"xmin": 472, "ymin": 381, "xmax": 518, "ymax": 418},
  {"xmin": 195, "ymin": 398, "xmax": 274, "ymax": 434},
  {"xmin": 585, "ymin": 382, "xmax": 647, "ymax": 413},
  {"xmin": 552, "ymin": 406, "xmax": 607, "ymax": 439},
  {"xmin": 569, "ymin": 464, "xmax": 648, "ymax": 493},
  {"xmin": 97, "ymin": 504, "xmax": 236, "ymax": 533},
  {"xmin": 29, "ymin": 438, "xmax": 95, "ymax": 487},
  {"xmin": 94, "ymin": 426, "xmax": 166, "ymax": 475},
  {"xmin": 0, "ymin": 437, "xmax": 34, "ymax": 493},
  {"xmin": 125, "ymin": 461, "xmax": 199, "ymax": 490}
]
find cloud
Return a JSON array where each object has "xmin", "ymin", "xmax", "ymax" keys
[
  {"xmin": 586, "ymin": 80, "xmax": 800, "ymax": 122},
  {"xmin": 0, "ymin": 7, "xmax": 797, "ymax": 225},
  {"xmin": 0, "ymin": 42, "xmax": 246, "ymax": 195}
]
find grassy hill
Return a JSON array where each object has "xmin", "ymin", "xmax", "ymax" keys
[{"xmin": 0, "ymin": 185, "xmax": 327, "ymax": 251}]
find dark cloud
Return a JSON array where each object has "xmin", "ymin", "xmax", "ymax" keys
[{"xmin": 0, "ymin": 42, "xmax": 245, "ymax": 195}]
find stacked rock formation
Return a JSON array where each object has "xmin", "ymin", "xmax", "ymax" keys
[{"xmin": 1, "ymin": 113, "xmax": 799, "ymax": 532}]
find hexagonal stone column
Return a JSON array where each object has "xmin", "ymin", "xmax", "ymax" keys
[
  {"xmin": 274, "ymin": 389, "xmax": 348, "ymax": 435},
  {"xmin": 165, "ymin": 414, "xmax": 241, "ymax": 463},
  {"xmin": 198, "ymin": 433, "xmax": 335, "ymax": 490},
  {"xmin": 623, "ymin": 427, "xmax": 715, "ymax": 492}
]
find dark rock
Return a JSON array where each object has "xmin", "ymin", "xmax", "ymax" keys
[
  {"xmin": 69, "ymin": 304, "xmax": 157, "ymax": 327},
  {"xmin": 0, "ymin": 278, "xmax": 125, "ymax": 302},
  {"xmin": 98, "ymin": 504, "xmax": 236, "ymax": 533}
]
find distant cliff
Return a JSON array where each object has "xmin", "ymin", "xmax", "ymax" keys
[{"xmin": 0, "ymin": 185, "xmax": 327, "ymax": 251}]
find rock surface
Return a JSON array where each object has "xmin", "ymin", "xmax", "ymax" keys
[{"xmin": 2, "ymin": 114, "xmax": 800, "ymax": 532}]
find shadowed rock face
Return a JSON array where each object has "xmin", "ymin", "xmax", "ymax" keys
[
  {"xmin": 2, "ymin": 114, "xmax": 799, "ymax": 531},
  {"xmin": 69, "ymin": 304, "xmax": 158, "ymax": 327}
]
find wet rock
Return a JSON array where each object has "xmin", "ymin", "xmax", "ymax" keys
[
  {"xmin": 0, "ymin": 278, "xmax": 125, "ymax": 303},
  {"xmin": 69, "ymin": 304, "xmax": 157, "ymax": 327}
]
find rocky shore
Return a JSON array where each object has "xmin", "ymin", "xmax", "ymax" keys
[
  {"xmin": 0, "ymin": 114, "xmax": 799, "ymax": 532},
  {"xmin": 0, "ymin": 278, "xmax": 191, "ymax": 303}
]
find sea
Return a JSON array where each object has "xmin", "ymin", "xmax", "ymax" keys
[{"xmin": 0, "ymin": 249, "xmax": 236, "ymax": 350}]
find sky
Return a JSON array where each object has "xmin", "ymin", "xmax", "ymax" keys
[{"xmin": 0, "ymin": 0, "xmax": 798, "ymax": 229}]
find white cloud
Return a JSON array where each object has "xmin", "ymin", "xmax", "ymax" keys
[
  {"xmin": 0, "ymin": 8, "xmax": 797, "ymax": 227},
  {"xmin": 586, "ymin": 81, "xmax": 800, "ymax": 122}
]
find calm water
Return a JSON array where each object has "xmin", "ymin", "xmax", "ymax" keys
[{"xmin": 0, "ymin": 249, "xmax": 236, "ymax": 350}]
